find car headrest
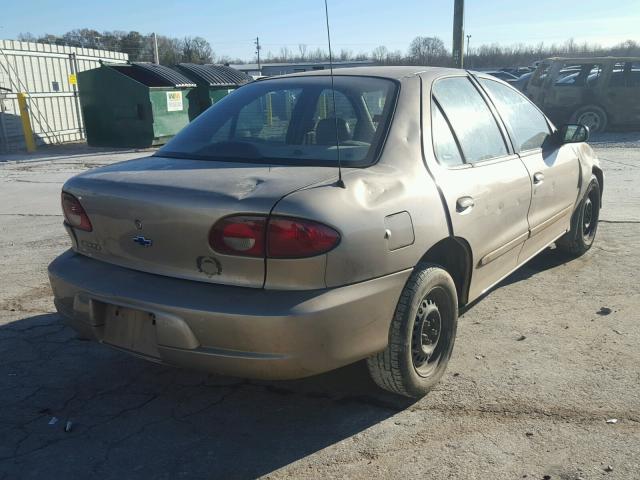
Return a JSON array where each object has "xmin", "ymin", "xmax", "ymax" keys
[{"xmin": 315, "ymin": 117, "xmax": 351, "ymax": 145}]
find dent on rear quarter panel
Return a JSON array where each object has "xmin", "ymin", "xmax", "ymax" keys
[{"xmin": 269, "ymin": 76, "xmax": 450, "ymax": 288}]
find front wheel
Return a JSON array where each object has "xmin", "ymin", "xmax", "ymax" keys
[
  {"xmin": 367, "ymin": 263, "xmax": 458, "ymax": 398},
  {"xmin": 557, "ymin": 174, "xmax": 601, "ymax": 256}
]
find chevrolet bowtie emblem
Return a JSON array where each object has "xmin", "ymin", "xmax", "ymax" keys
[{"xmin": 132, "ymin": 236, "xmax": 153, "ymax": 247}]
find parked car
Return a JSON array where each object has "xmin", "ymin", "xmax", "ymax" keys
[
  {"xmin": 49, "ymin": 67, "xmax": 603, "ymax": 398},
  {"xmin": 526, "ymin": 57, "xmax": 640, "ymax": 132},
  {"xmin": 500, "ymin": 67, "xmax": 532, "ymax": 77},
  {"xmin": 484, "ymin": 70, "xmax": 519, "ymax": 82},
  {"xmin": 511, "ymin": 71, "xmax": 534, "ymax": 92}
]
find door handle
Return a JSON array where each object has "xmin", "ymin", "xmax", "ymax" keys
[
  {"xmin": 533, "ymin": 172, "xmax": 545, "ymax": 184},
  {"xmin": 456, "ymin": 196, "xmax": 475, "ymax": 213}
]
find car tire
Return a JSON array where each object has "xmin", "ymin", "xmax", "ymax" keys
[
  {"xmin": 556, "ymin": 174, "xmax": 601, "ymax": 256},
  {"xmin": 570, "ymin": 105, "xmax": 608, "ymax": 133},
  {"xmin": 367, "ymin": 263, "xmax": 458, "ymax": 398}
]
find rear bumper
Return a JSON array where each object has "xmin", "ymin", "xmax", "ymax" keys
[{"xmin": 48, "ymin": 250, "xmax": 410, "ymax": 379}]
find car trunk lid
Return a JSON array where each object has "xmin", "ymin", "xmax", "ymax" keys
[{"xmin": 64, "ymin": 155, "xmax": 336, "ymax": 288}]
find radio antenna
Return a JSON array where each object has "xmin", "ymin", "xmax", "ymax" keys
[{"xmin": 323, "ymin": 0, "xmax": 345, "ymax": 188}]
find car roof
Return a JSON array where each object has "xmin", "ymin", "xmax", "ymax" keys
[{"xmin": 268, "ymin": 66, "xmax": 466, "ymax": 82}]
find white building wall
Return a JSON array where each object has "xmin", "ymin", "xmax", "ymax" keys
[{"xmin": 0, "ymin": 40, "xmax": 128, "ymax": 153}]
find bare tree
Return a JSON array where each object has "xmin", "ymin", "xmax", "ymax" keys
[
  {"xmin": 339, "ymin": 49, "xmax": 352, "ymax": 61},
  {"xmin": 408, "ymin": 36, "xmax": 447, "ymax": 65},
  {"xmin": 298, "ymin": 44, "xmax": 308, "ymax": 61},
  {"xmin": 182, "ymin": 36, "xmax": 214, "ymax": 63},
  {"xmin": 372, "ymin": 45, "xmax": 389, "ymax": 64},
  {"xmin": 17, "ymin": 32, "xmax": 38, "ymax": 42},
  {"xmin": 279, "ymin": 46, "xmax": 291, "ymax": 61}
]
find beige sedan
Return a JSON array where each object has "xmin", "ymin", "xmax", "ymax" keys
[{"xmin": 49, "ymin": 67, "xmax": 602, "ymax": 397}]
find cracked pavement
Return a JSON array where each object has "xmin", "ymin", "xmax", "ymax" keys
[{"xmin": 1, "ymin": 136, "xmax": 639, "ymax": 479}]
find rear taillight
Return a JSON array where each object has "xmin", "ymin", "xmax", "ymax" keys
[
  {"xmin": 61, "ymin": 192, "xmax": 92, "ymax": 232},
  {"xmin": 209, "ymin": 215, "xmax": 340, "ymax": 258},
  {"xmin": 209, "ymin": 215, "xmax": 266, "ymax": 257},
  {"xmin": 267, "ymin": 217, "xmax": 340, "ymax": 258}
]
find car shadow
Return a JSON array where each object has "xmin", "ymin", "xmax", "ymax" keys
[
  {"xmin": 461, "ymin": 245, "xmax": 571, "ymax": 315},
  {"xmin": 499, "ymin": 245, "xmax": 571, "ymax": 287},
  {"xmin": 0, "ymin": 312, "xmax": 414, "ymax": 479}
]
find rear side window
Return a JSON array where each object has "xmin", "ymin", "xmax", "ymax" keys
[
  {"xmin": 479, "ymin": 78, "xmax": 550, "ymax": 152},
  {"xmin": 432, "ymin": 77, "xmax": 508, "ymax": 163},
  {"xmin": 431, "ymin": 100, "xmax": 464, "ymax": 167},
  {"xmin": 610, "ymin": 62, "xmax": 640, "ymax": 87}
]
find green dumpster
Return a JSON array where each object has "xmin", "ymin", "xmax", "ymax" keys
[
  {"xmin": 78, "ymin": 62, "xmax": 196, "ymax": 148},
  {"xmin": 174, "ymin": 64, "xmax": 251, "ymax": 120}
]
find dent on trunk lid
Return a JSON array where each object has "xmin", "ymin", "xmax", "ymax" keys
[{"xmin": 63, "ymin": 155, "xmax": 339, "ymax": 288}]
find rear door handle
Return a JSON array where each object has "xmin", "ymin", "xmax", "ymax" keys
[
  {"xmin": 456, "ymin": 196, "xmax": 475, "ymax": 213},
  {"xmin": 533, "ymin": 172, "xmax": 545, "ymax": 184}
]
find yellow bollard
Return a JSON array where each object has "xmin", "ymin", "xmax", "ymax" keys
[
  {"xmin": 266, "ymin": 93, "xmax": 273, "ymax": 127},
  {"xmin": 319, "ymin": 93, "xmax": 327, "ymax": 119},
  {"xmin": 17, "ymin": 93, "xmax": 36, "ymax": 152}
]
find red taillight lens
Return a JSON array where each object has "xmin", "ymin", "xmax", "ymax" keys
[
  {"xmin": 61, "ymin": 192, "xmax": 92, "ymax": 232},
  {"xmin": 209, "ymin": 215, "xmax": 266, "ymax": 257},
  {"xmin": 267, "ymin": 217, "xmax": 340, "ymax": 258},
  {"xmin": 209, "ymin": 215, "xmax": 340, "ymax": 258}
]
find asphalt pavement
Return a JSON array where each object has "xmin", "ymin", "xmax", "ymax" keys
[{"xmin": 0, "ymin": 135, "xmax": 638, "ymax": 479}]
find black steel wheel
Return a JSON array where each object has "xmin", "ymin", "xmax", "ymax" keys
[
  {"xmin": 367, "ymin": 263, "xmax": 458, "ymax": 398},
  {"xmin": 557, "ymin": 174, "xmax": 601, "ymax": 256}
]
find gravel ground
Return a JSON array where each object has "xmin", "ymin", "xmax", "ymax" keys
[{"xmin": 0, "ymin": 135, "xmax": 639, "ymax": 479}]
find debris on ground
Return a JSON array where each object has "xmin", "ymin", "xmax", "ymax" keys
[
  {"xmin": 517, "ymin": 335, "xmax": 526, "ymax": 341},
  {"xmin": 604, "ymin": 465, "xmax": 614, "ymax": 472},
  {"xmin": 65, "ymin": 420, "xmax": 73, "ymax": 432},
  {"xmin": 606, "ymin": 418, "xmax": 618, "ymax": 424},
  {"xmin": 597, "ymin": 307, "xmax": 612, "ymax": 316},
  {"xmin": 48, "ymin": 417, "xmax": 58, "ymax": 425}
]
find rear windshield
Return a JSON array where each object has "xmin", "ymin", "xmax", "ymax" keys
[{"xmin": 158, "ymin": 76, "xmax": 398, "ymax": 166}]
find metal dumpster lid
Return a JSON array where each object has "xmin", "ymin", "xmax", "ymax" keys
[
  {"xmin": 130, "ymin": 62, "xmax": 196, "ymax": 88},
  {"xmin": 176, "ymin": 63, "xmax": 251, "ymax": 87}
]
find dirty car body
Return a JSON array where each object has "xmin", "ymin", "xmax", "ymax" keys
[{"xmin": 49, "ymin": 67, "xmax": 603, "ymax": 397}]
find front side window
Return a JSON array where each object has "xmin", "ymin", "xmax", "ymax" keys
[
  {"xmin": 530, "ymin": 63, "xmax": 550, "ymax": 87},
  {"xmin": 158, "ymin": 76, "xmax": 398, "ymax": 166},
  {"xmin": 479, "ymin": 78, "xmax": 550, "ymax": 152},
  {"xmin": 554, "ymin": 63, "xmax": 603, "ymax": 87},
  {"xmin": 432, "ymin": 77, "xmax": 508, "ymax": 163}
]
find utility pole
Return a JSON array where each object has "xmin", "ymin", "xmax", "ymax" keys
[
  {"xmin": 153, "ymin": 33, "xmax": 159, "ymax": 64},
  {"xmin": 452, "ymin": 0, "xmax": 465, "ymax": 68},
  {"xmin": 466, "ymin": 34, "xmax": 472, "ymax": 67},
  {"xmin": 254, "ymin": 36, "xmax": 262, "ymax": 72}
]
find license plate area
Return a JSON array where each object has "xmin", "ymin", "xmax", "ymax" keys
[{"xmin": 102, "ymin": 303, "xmax": 160, "ymax": 359}]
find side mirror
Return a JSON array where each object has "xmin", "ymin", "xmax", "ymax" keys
[{"xmin": 557, "ymin": 124, "xmax": 589, "ymax": 144}]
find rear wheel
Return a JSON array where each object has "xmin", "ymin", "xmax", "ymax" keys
[
  {"xmin": 367, "ymin": 263, "xmax": 458, "ymax": 398},
  {"xmin": 571, "ymin": 105, "xmax": 608, "ymax": 133},
  {"xmin": 557, "ymin": 175, "xmax": 601, "ymax": 256}
]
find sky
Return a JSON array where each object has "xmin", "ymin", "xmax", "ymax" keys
[{"xmin": 1, "ymin": 0, "xmax": 639, "ymax": 60}]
